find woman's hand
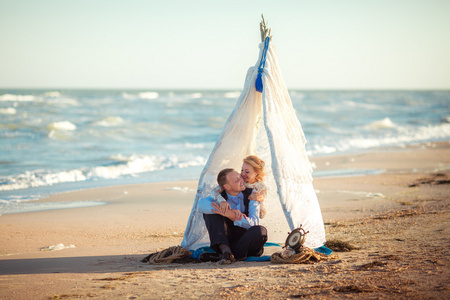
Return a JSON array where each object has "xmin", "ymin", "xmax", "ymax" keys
[
  {"xmin": 231, "ymin": 209, "xmax": 246, "ymax": 221},
  {"xmin": 249, "ymin": 191, "xmax": 264, "ymax": 202},
  {"xmin": 212, "ymin": 203, "xmax": 245, "ymax": 221},
  {"xmin": 211, "ymin": 202, "xmax": 223, "ymax": 215},
  {"xmin": 219, "ymin": 201, "xmax": 230, "ymax": 214}
]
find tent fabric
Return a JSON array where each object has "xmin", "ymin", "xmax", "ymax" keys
[{"xmin": 181, "ymin": 42, "xmax": 326, "ymax": 251}]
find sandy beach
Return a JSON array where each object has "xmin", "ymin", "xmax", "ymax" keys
[{"xmin": 1, "ymin": 141, "xmax": 449, "ymax": 299}]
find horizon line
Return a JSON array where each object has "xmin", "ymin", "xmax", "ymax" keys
[{"xmin": 1, "ymin": 87, "xmax": 449, "ymax": 92}]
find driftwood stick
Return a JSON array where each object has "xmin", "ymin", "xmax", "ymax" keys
[{"xmin": 260, "ymin": 14, "xmax": 272, "ymax": 42}]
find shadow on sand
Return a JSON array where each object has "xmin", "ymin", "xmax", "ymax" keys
[
  {"xmin": 0, "ymin": 254, "xmax": 166, "ymax": 275},
  {"xmin": 0, "ymin": 254, "xmax": 269, "ymax": 275}
]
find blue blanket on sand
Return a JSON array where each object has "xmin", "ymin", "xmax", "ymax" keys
[{"xmin": 191, "ymin": 242, "xmax": 333, "ymax": 262}]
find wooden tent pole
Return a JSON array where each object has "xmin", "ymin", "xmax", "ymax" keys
[{"xmin": 260, "ymin": 14, "xmax": 272, "ymax": 42}]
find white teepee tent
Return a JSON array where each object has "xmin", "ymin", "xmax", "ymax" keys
[{"xmin": 181, "ymin": 20, "xmax": 326, "ymax": 251}]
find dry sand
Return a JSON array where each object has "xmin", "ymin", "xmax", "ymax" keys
[{"xmin": 1, "ymin": 141, "xmax": 449, "ymax": 299}]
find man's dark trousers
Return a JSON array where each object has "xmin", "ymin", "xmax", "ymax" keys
[{"xmin": 203, "ymin": 214, "xmax": 267, "ymax": 260}]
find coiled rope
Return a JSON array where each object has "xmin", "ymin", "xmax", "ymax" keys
[
  {"xmin": 142, "ymin": 246, "xmax": 192, "ymax": 264},
  {"xmin": 271, "ymin": 247, "xmax": 339, "ymax": 264}
]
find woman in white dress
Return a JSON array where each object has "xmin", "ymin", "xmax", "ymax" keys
[{"xmin": 210, "ymin": 155, "xmax": 267, "ymax": 219}]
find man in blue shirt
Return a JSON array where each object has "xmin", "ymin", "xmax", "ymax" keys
[{"xmin": 197, "ymin": 168, "xmax": 268, "ymax": 264}]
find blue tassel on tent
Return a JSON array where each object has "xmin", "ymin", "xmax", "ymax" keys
[
  {"xmin": 255, "ymin": 36, "xmax": 271, "ymax": 93},
  {"xmin": 255, "ymin": 73, "xmax": 263, "ymax": 93}
]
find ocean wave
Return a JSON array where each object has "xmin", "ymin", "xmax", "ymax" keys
[
  {"xmin": 184, "ymin": 143, "xmax": 206, "ymax": 149},
  {"xmin": 164, "ymin": 142, "xmax": 210, "ymax": 151},
  {"xmin": 342, "ymin": 100, "xmax": 382, "ymax": 110},
  {"xmin": 189, "ymin": 92, "xmax": 202, "ymax": 99},
  {"xmin": 364, "ymin": 117, "xmax": 397, "ymax": 130},
  {"xmin": 166, "ymin": 186, "xmax": 196, "ymax": 193},
  {"xmin": 201, "ymin": 99, "xmax": 213, "ymax": 105},
  {"xmin": 47, "ymin": 121, "xmax": 77, "ymax": 131},
  {"xmin": 43, "ymin": 91, "xmax": 62, "ymax": 97},
  {"xmin": 46, "ymin": 98, "xmax": 79, "ymax": 106},
  {"xmin": 0, "ymin": 94, "xmax": 36, "ymax": 102},
  {"xmin": 122, "ymin": 92, "xmax": 159, "ymax": 100},
  {"xmin": 47, "ymin": 121, "xmax": 77, "ymax": 140},
  {"xmin": 109, "ymin": 154, "xmax": 132, "ymax": 162},
  {"xmin": 0, "ymin": 108, "xmax": 16, "ymax": 114},
  {"xmin": 94, "ymin": 116, "xmax": 124, "ymax": 127},
  {"xmin": 138, "ymin": 92, "xmax": 159, "ymax": 99},
  {"xmin": 289, "ymin": 91, "xmax": 306, "ymax": 98},
  {"xmin": 0, "ymin": 154, "xmax": 207, "ymax": 192},
  {"xmin": 224, "ymin": 91, "xmax": 241, "ymax": 99},
  {"xmin": 310, "ymin": 123, "xmax": 450, "ymax": 155},
  {"xmin": 121, "ymin": 92, "xmax": 136, "ymax": 100}
]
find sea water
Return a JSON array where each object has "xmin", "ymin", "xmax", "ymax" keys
[{"xmin": 1, "ymin": 89, "xmax": 449, "ymax": 213}]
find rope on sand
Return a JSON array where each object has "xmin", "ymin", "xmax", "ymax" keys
[
  {"xmin": 271, "ymin": 247, "xmax": 339, "ymax": 264},
  {"xmin": 142, "ymin": 246, "xmax": 192, "ymax": 264}
]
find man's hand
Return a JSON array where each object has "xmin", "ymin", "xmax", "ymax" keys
[
  {"xmin": 219, "ymin": 201, "xmax": 230, "ymax": 214},
  {"xmin": 249, "ymin": 191, "xmax": 264, "ymax": 202}
]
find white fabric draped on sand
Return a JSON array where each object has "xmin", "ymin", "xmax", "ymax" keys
[{"xmin": 181, "ymin": 42, "xmax": 326, "ymax": 250}]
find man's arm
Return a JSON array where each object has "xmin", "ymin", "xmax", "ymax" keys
[
  {"xmin": 211, "ymin": 203, "xmax": 243, "ymax": 221},
  {"xmin": 210, "ymin": 186, "xmax": 230, "ymax": 214},
  {"xmin": 197, "ymin": 196, "xmax": 244, "ymax": 221},
  {"xmin": 234, "ymin": 200, "xmax": 260, "ymax": 229},
  {"xmin": 197, "ymin": 196, "xmax": 216, "ymax": 214}
]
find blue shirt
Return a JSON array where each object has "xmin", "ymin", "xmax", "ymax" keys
[{"xmin": 197, "ymin": 192, "xmax": 260, "ymax": 229}]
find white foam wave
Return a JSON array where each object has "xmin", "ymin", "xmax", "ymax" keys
[
  {"xmin": 46, "ymin": 98, "xmax": 79, "ymax": 106},
  {"xmin": 224, "ymin": 91, "xmax": 241, "ymax": 99},
  {"xmin": 138, "ymin": 92, "xmax": 159, "ymax": 99},
  {"xmin": 0, "ymin": 107, "xmax": 16, "ymax": 114},
  {"xmin": 0, "ymin": 154, "xmax": 207, "ymax": 192},
  {"xmin": 89, "ymin": 156, "xmax": 164, "ymax": 179},
  {"xmin": 0, "ymin": 94, "xmax": 36, "ymax": 102},
  {"xmin": 122, "ymin": 92, "xmax": 136, "ymax": 100},
  {"xmin": 47, "ymin": 121, "xmax": 77, "ymax": 131},
  {"xmin": 184, "ymin": 143, "xmax": 205, "ymax": 149},
  {"xmin": 94, "ymin": 116, "xmax": 124, "ymax": 127},
  {"xmin": 43, "ymin": 91, "xmax": 61, "ymax": 97},
  {"xmin": 343, "ymin": 100, "xmax": 382, "ymax": 110},
  {"xmin": 310, "ymin": 145, "xmax": 337, "ymax": 154},
  {"xmin": 289, "ymin": 91, "xmax": 306, "ymax": 98},
  {"xmin": 166, "ymin": 186, "xmax": 195, "ymax": 193},
  {"xmin": 109, "ymin": 154, "xmax": 132, "ymax": 162},
  {"xmin": 364, "ymin": 117, "xmax": 397, "ymax": 130},
  {"xmin": 122, "ymin": 92, "xmax": 159, "ymax": 100},
  {"xmin": 189, "ymin": 92, "xmax": 202, "ymax": 99},
  {"xmin": 310, "ymin": 123, "xmax": 450, "ymax": 155}
]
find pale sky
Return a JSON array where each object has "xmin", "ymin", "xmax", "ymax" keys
[{"xmin": 1, "ymin": 0, "xmax": 449, "ymax": 90}]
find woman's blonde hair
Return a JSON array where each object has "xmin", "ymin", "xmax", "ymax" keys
[{"xmin": 243, "ymin": 155, "xmax": 265, "ymax": 182}]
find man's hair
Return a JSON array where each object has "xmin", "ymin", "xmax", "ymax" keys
[{"xmin": 217, "ymin": 168, "xmax": 234, "ymax": 190}]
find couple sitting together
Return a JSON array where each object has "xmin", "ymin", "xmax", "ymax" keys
[{"xmin": 197, "ymin": 155, "xmax": 268, "ymax": 264}]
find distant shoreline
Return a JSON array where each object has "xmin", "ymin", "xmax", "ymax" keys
[{"xmin": 2, "ymin": 88, "xmax": 450, "ymax": 92}]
